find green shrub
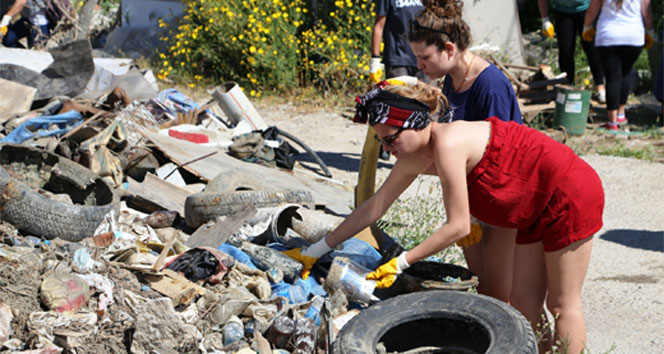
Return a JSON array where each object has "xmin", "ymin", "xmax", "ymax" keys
[{"xmin": 157, "ymin": 0, "xmax": 375, "ymax": 94}]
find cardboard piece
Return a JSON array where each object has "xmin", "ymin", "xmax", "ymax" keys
[
  {"xmin": 0, "ymin": 78, "xmax": 36, "ymax": 122},
  {"xmin": 144, "ymin": 269, "xmax": 206, "ymax": 307}
]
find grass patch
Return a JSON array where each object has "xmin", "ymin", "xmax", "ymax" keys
[{"xmin": 596, "ymin": 142, "xmax": 658, "ymax": 160}]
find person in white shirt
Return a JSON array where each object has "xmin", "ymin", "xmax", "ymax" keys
[{"xmin": 583, "ymin": 0, "xmax": 655, "ymax": 130}]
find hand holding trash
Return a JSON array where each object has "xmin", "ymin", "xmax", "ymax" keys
[
  {"xmin": 282, "ymin": 237, "xmax": 332, "ymax": 279},
  {"xmin": 541, "ymin": 17, "xmax": 555, "ymax": 38},
  {"xmin": 369, "ymin": 57, "xmax": 384, "ymax": 84},
  {"xmin": 366, "ymin": 252, "xmax": 410, "ymax": 289},
  {"xmin": 582, "ymin": 25, "xmax": 595, "ymax": 42}
]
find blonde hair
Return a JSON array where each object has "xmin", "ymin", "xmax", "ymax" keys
[
  {"xmin": 384, "ymin": 84, "xmax": 449, "ymax": 118},
  {"xmin": 409, "ymin": 0, "xmax": 471, "ymax": 51}
]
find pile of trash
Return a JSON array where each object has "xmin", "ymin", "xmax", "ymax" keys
[{"xmin": 0, "ymin": 39, "xmax": 409, "ymax": 353}]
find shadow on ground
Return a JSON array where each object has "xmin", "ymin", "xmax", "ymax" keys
[
  {"xmin": 599, "ymin": 229, "xmax": 664, "ymax": 252},
  {"xmin": 295, "ymin": 151, "xmax": 394, "ymax": 174}
]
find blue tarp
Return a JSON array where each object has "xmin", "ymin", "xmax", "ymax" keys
[{"xmin": 0, "ymin": 110, "xmax": 83, "ymax": 144}]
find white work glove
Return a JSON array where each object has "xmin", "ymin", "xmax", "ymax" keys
[
  {"xmin": 541, "ymin": 17, "xmax": 554, "ymax": 38},
  {"xmin": 369, "ymin": 57, "xmax": 384, "ymax": 84},
  {"xmin": 0, "ymin": 15, "xmax": 11, "ymax": 37}
]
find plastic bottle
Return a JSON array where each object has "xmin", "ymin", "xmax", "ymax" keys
[
  {"xmin": 222, "ymin": 315, "xmax": 244, "ymax": 346},
  {"xmin": 325, "ymin": 257, "xmax": 376, "ymax": 303},
  {"xmin": 291, "ymin": 317, "xmax": 317, "ymax": 354},
  {"xmin": 266, "ymin": 315, "xmax": 295, "ymax": 349},
  {"xmin": 304, "ymin": 295, "xmax": 325, "ymax": 326},
  {"xmin": 239, "ymin": 241, "xmax": 303, "ymax": 283}
]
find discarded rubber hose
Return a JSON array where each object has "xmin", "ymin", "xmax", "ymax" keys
[{"xmin": 274, "ymin": 127, "xmax": 332, "ymax": 178}]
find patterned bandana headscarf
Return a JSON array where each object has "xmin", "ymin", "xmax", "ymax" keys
[{"xmin": 353, "ymin": 82, "xmax": 431, "ymax": 129}]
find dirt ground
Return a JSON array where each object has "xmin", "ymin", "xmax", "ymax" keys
[{"xmin": 259, "ymin": 98, "xmax": 664, "ymax": 354}]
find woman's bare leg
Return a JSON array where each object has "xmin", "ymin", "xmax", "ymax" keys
[
  {"xmin": 511, "ymin": 242, "xmax": 550, "ymax": 352},
  {"xmin": 480, "ymin": 226, "xmax": 516, "ymax": 302},
  {"xmin": 544, "ymin": 237, "xmax": 593, "ymax": 354},
  {"xmin": 462, "ymin": 243, "xmax": 485, "ymax": 294}
]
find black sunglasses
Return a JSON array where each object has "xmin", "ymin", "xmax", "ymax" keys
[
  {"xmin": 410, "ymin": 19, "xmax": 450, "ymax": 36},
  {"xmin": 374, "ymin": 126, "xmax": 406, "ymax": 147}
]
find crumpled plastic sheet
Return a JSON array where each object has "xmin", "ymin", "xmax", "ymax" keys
[
  {"xmin": 201, "ymin": 286, "xmax": 257, "ymax": 328},
  {"xmin": 114, "ymin": 103, "xmax": 159, "ymax": 146},
  {"xmin": 78, "ymin": 273, "xmax": 115, "ymax": 314},
  {"xmin": 26, "ymin": 312, "xmax": 97, "ymax": 349},
  {"xmin": 226, "ymin": 262, "xmax": 271, "ymax": 300},
  {"xmin": 123, "ymin": 290, "xmax": 201, "ymax": 354},
  {"xmin": 39, "ymin": 273, "xmax": 90, "ymax": 313},
  {"xmin": 0, "ymin": 110, "xmax": 83, "ymax": 144}
]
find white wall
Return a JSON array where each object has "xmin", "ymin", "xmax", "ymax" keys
[{"xmin": 463, "ymin": 0, "xmax": 526, "ymax": 64}]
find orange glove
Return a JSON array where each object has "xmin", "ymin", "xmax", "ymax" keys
[
  {"xmin": 645, "ymin": 29, "xmax": 655, "ymax": 50},
  {"xmin": 456, "ymin": 222, "xmax": 482, "ymax": 248},
  {"xmin": 582, "ymin": 25, "xmax": 595, "ymax": 42},
  {"xmin": 366, "ymin": 252, "xmax": 409, "ymax": 289},
  {"xmin": 281, "ymin": 238, "xmax": 332, "ymax": 279}
]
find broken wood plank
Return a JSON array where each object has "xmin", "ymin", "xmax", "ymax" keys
[
  {"xmin": 503, "ymin": 63, "xmax": 539, "ymax": 71},
  {"xmin": 185, "ymin": 205, "xmax": 258, "ymax": 248},
  {"xmin": 153, "ymin": 229, "xmax": 179, "ymax": 271},
  {"xmin": 519, "ymin": 90, "xmax": 557, "ymax": 104},
  {"xmin": 123, "ymin": 173, "xmax": 192, "ymax": 216},
  {"xmin": 138, "ymin": 129, "xmax": 353, "ymax": 214},
  {"xmin": 526, "ymin": 78, "xmax": 569, "ymax": 91},
  {"xmin": 520, "ymin": 101, "xmax": 556, "ymax": 114}
]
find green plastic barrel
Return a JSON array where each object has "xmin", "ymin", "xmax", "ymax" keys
[{"xmin": 553, "ymin": 87, "xmax": 591, "ymax": 136}]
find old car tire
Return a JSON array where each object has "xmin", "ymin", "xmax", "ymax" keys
[
  {"xmin": 0, "ymin": 168, "xmax": 119, "ymax": 241},
  {"xmin": 203, "ymin": 170, "xmax": 267, "ymax": 194},
  {"xmin": 332, "ymin": 290, "xmax": 537, "ymax": 354},
  {"xmin": 184, "ymin": 189, "xmax": 313, "ymax": 228}
]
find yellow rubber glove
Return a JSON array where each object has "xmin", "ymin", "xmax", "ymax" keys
[
  {"xmin": 582, "ymin": 25, "xmax": 595, "ymax": 42},
  {"xmin": 541, "ymin": 17, "xmax": 555, "ymax": 38},
  {"xmin": 369, "ymin": 57, "xmax": 384, "ymax": 84},
  {"xmin": 645, "ymin": 29, "xmax": 655, "ymax": 50},
  {"xmin": 456, "ymin": 222, "xmax": 483, "ymax": 248},
  {"xmin": 281, "ymin": 237, "xmax": 332, "ymax": 279},
  {"xmin": 281, "ymin": 248, "xmax": 318, "ymax": 279},
  {"xmin": 366, "ymin": 252, "xmax": 409, "ymax": 289}
]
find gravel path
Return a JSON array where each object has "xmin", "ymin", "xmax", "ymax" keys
[
  {"xmin": 581, "ymin": 155, "xmax": 664, "ymax": 353},
  {"xmin": 261, "ymin": 104, "xmax": 664, "ymax": 353}
]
